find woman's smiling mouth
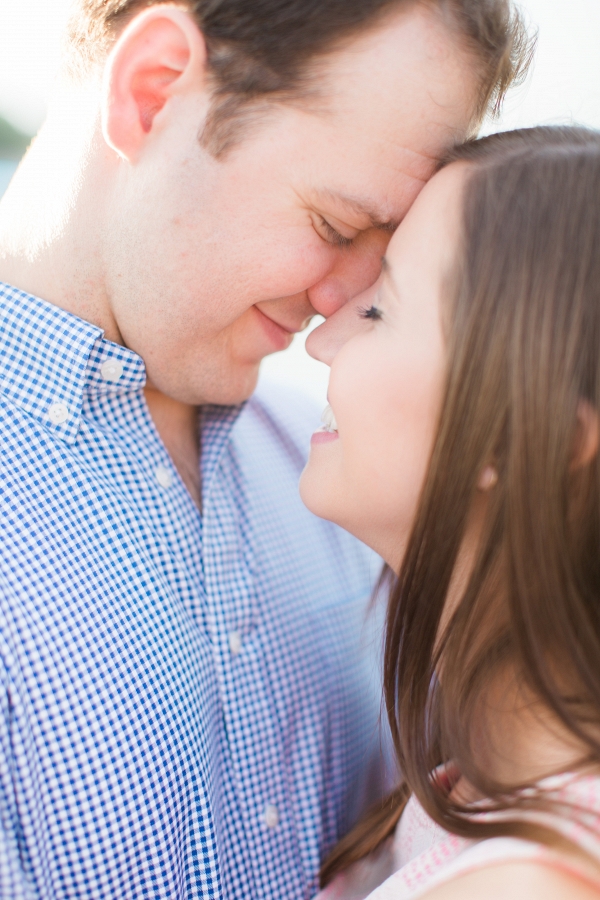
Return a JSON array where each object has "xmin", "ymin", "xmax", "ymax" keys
[{"xmin": 311, "ymin": 404, "xmax": 340, "ymax": 445}]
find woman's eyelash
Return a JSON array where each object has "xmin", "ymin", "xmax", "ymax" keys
[
  {"xmin": 319, "ymin": 216, "xmax": 353, "ymax": 248},
  {"xmin": 358, "ymin": 305, "xmax": 382, "ymax": 321}
]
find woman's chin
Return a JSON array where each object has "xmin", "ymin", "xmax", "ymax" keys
[
  {"xmin": 299, "ymin": 465, "xmax": 368, "ymax": 544},
  {"xmin": 299, "ymin": 466, "xmax": 402, "ymax": 571},
  {"xmin": 299, "ymin": 464, "xmax": 345, "ymax": 526},
  {"xmin": 300, "ymin": 466, "xmax": 329, "ymax": 518}
]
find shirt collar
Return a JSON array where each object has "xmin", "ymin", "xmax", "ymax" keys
[{"xmin": 0, "ymin": 282, "xmax": 146, "ymax": 445}]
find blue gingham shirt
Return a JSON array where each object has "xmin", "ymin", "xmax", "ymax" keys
[{"xmin": 0, "ymin": 283, "xmax": 383, "ymax": 900}]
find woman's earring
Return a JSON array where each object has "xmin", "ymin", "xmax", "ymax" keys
[{"xmin": 478, "ymin": 465, "xmax": 498, "ymax": 492}]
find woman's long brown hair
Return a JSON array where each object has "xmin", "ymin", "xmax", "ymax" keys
[{"xmin": 321, "ymin": 126, "xmax": 600, "ymax": 887}]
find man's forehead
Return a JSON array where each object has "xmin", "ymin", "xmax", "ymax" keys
[{"xmin": 311, "ymin": 158, "xmax": 441, "ymax": 231}]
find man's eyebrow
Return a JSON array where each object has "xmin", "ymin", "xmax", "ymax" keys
[{"xmin": 316, "ymin": 190, "xmax": 399, "ymax": 233}]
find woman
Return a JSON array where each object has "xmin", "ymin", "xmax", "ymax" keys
[{"xmin": 300, "ymin": 126, "xmax": 600, "ymax": 900}]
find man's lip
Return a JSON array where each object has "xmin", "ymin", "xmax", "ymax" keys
[
  {"xmin": 253, "ymin": 306, "xmax": 304, "ymax": 335},
  {"xmin": 253, "ymin": 305, "xmax": 296, "ymax": 351}
]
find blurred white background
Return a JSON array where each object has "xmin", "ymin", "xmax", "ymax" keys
[{"xmin": 0, "ymin": 0, "xmax": 599, "ymax": 406}]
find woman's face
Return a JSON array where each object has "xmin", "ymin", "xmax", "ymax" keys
[{"xmin": 299, "ymin": 164, "xmax": 466, "ymax": 571}]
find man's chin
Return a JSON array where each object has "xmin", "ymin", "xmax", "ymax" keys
[
  {"xmin": 196, "ymin": 363, "xmax": 261, "ymax": 407},
  {"xmin": 147, "ymin": 358, "xmax": 263, "ymax": 407}
]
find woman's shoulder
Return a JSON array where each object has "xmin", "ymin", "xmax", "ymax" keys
[
  {"xmin": 419, "ymin": 860, "xmax": 600, "ymax": 900},
  {"xmin": 366, "ymin": 774, "xmax": 600, "ymax": 900}
]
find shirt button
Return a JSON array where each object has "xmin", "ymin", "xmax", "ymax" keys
[
  {"xmin": 229, "ymin": 631, "xmax": 242, "ymax": 656},
  {"xmin": 155, "ymin": 465, "xmax": 173, "ymax": 489},
  {"xmin": 47, "ymin": 402, "xmax": 69, "ymax": 426},
  {"xmin": 264, "ymin": 804, "xmax": 280, "ymax": 830},
  {"xmin": 100, "ymin": 360, "xmax": 124, "ymax": 383}
]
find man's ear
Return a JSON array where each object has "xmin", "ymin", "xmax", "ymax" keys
[
  {"xmin": 102, "ymin": 6, "xmax": 208, "ymax": 161},
  {"xmin": 572, "ymin": 399, "xmax": 600, "ymax": 470}
]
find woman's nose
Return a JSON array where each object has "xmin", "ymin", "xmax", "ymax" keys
[{"xmin": 305, "ymin": 289, "xmax": 377, "ymax": 366}]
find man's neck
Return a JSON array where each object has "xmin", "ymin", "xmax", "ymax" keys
[
  {"xmin": 144, "ymin": 386, "xmax": 202, "ymax": 509},
  {"xmin": 0, "ymin": 110, "xmax": 120, "ymax": 341},
  {"xmin": 0, "ymin": 118, "xmax": 202, "ymax": 510}
]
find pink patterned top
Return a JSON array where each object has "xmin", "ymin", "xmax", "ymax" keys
[{"xmin": 316, "ymin": 773, "xmax": 600, "ymax": 900}]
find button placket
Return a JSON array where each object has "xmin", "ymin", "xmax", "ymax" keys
[
  {"xmin": 207, "ymin": 570, "xmax": 292, "ymax": 878},
  {"xmin": 201, "ymin": 420, "xmax": 305, "ymax": 896}
]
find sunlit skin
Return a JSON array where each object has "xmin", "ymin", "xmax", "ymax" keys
[
  {"xmin": 0, "ymin": 4, "xmax": 480, "ymax": 503},
  {"xmin": 300, "ymin": 164, "xmax": 600, "ymax": 900},
  {"xmin": 300, "ymin": 165, "xmax": 462, "ymax": 568}
]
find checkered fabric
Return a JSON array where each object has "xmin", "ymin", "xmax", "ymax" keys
[{"xmin": 0, "ymin": 283, "xmax": 384, "ymax": 900}]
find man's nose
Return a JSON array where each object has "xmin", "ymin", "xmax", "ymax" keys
[{"xmin": 307, "ymin": 230, "xmax": 390, "ymax": 318}]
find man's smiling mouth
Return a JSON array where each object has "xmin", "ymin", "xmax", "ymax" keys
[{"xmin": 253, "ymin": 305, "xmax": 297, "ymax": 351}]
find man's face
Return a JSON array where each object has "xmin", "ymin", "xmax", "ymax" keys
[{"xmin": 104, "ymin": 5, "xmax": 480, "ymax": 405}]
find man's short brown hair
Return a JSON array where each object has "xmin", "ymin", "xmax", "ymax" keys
[{"xmin": 66, "ymin": 0, "xmax": 533, "ymax": 154}]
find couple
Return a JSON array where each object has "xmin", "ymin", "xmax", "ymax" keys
[{"xmin": 1, "ymin": 1, "xmax": 600, "ymax": 899}]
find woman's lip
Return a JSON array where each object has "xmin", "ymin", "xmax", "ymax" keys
[
  {"xmin": 253, "ymin": 306, "xmax": 296, "ymax": 351},
  {"xmin": 311, "ymin": 430, "xmax": 339, "ymax": 445}
]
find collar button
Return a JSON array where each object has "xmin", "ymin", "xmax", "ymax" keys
[
  {"xmin": 48, "ymin": 402, "xmax": 69, "ymax": 426},
  {"xmin": 101, "ymin": 360, "xmax": 124, "ymax": 383}
]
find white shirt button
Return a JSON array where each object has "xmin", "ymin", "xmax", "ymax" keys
[
  {"xmin": 264, "ymin": 804, "xmax": 280, "ymax": 830},
  {"xmin": 229, "ymin": 631, "xmax": 242, "ymax": 656},
  {"xmin": 100, "ymin": 360, "xmax": 124, "ymax": 383},
  {"xmin": 155, "ymin": 465, "xmax": 173, "ymax": 489},
  {"xmin": 47, "ymin": 402, "xmax": 69, "ymax": 426}
]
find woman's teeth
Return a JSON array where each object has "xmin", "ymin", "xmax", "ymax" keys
[{"xmin": 321, "ymin": 404, "xmax": 338, "ymax": 433}]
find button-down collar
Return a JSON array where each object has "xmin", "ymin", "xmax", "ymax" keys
[{"xmin": 0, "ymin": 282, "xmax": 146, "ymax": 445}]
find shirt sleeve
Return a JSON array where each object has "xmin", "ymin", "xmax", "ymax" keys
[
  {"xmin": 0, "ymin": 626, "xmax": 39, "ymax": 900},
  {"xmin": 0, "ymin": 807, "xmax": 35, "ymax": 899}
]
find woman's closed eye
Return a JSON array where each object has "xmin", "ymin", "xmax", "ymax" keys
[{"xmin": 358, "ymin": 304, "xmax": 382, "ymax": 321}]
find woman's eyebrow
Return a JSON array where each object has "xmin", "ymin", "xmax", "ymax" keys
[{"xmin": 381, "ymin": 256, "xmax": 400, "ymax": 297}]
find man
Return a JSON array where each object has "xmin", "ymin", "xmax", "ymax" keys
[{"xmin": 0, "ymin": 1, "xmax": 526, "ymax": 897}]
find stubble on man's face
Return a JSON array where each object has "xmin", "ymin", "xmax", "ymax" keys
[{"xmin": 106, "ymin": 5, "xmax": 480, "ymax": 407}]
